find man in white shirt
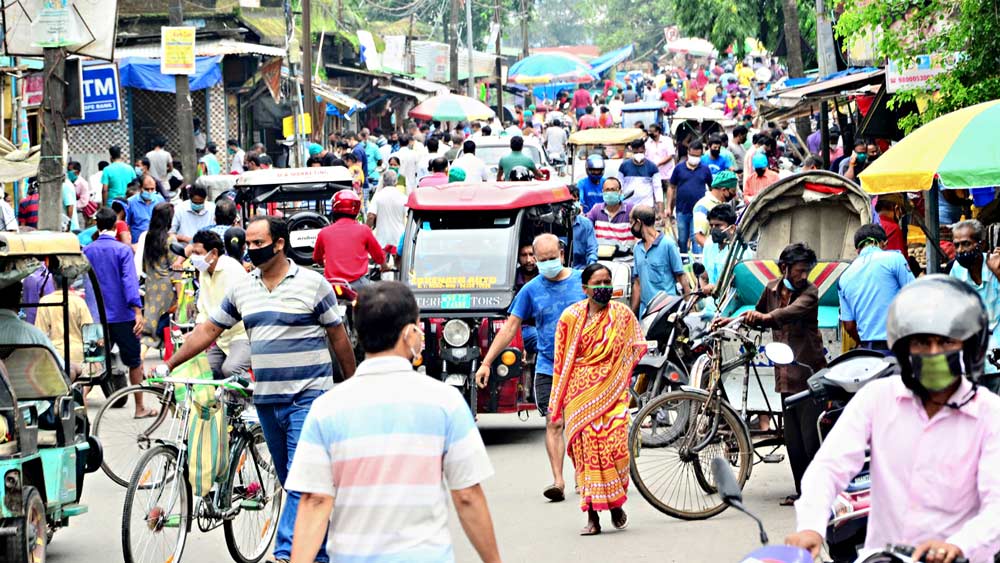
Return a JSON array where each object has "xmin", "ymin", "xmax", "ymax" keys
[
  {"xmin": 189, "ymin": 229, "xmax": 250, "ymax": 379},
  {"xmin": 451, "ymin": 140, "xmax": 490, "ymax": 183},
  {"xmin": 227, "ymin": 139, "xmax": 245, "ymax": 174},
  {"xmin": 543, "ymin": 119, "xmax": 568, "ymax": 161},
  {"xmin": 88, "ymin": 161, "xmax": 107, "ymax": 206},
  {"xmin": 0, "ymin": 192, "xmax": 17, "ymax": 232},
  {"xmin": 393, "ymin": 134, "xmax": 420, "ymax": 193},
  {"xmin": 608, "ymin": 94, "xmax": 625, "ymax": 125},
  {"xmin": 366, "ymin": 170, "xmax": 408, "ymax": 252}
]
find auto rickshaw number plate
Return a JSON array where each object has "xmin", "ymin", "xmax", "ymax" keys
[{"xmin": 441, "ymin": 294, "xmax": 472, "ymax": 309}]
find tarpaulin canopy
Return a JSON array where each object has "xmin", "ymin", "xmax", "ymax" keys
[
  {"xmin": 119, "ymin": 56, "xmax": 223, "ymax": 93},
  {"xmin": 589, "ymin": 45, "xmax": 634, "ymax": 76}
]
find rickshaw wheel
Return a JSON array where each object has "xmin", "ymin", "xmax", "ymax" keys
[{"xmin": 2, "ymin": 486, "xmax": 47, "ymax": 563}]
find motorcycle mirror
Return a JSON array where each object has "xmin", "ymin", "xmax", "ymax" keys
[
  {"xmin": 764, "ymin": 342, "xmax": 794, "ymax": 365},
  {"xmin": 711, "ymin": 457, "xmax": 743, "ymax": 506}
]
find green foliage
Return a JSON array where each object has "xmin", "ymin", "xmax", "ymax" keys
[{"xmin": 835, "ymin": 0, "xmax": 1000, "ymax": 133}]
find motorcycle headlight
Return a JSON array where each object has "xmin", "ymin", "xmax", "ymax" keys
[{"xmin": 443, "ymin": 320, "xmax": 471, "ymax": 347}]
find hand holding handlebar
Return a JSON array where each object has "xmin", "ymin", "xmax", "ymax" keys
[{"xmin": 910, "ymin": 541, "xmax": 966, "ymax": 563}]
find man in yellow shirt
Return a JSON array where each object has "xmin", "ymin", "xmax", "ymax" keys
[
  {"xmin": 35, "ymin": 272, "xmax": 93, "ymax": 380},
  {"xmin": 190, "ymin": 230, "xmax": 250, "ymax": 379}
]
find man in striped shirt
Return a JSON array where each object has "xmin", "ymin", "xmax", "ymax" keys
[
  {"xmin": 288, "ymin": 282, "xmax": 499, "ymax": 563},
  {"xmin": 166, "ymin": 215, "xmax": 357, "ymax": 563},
  {"xmin": 586, "ymin": 177, "xmax": 636, "ymax": 251}
]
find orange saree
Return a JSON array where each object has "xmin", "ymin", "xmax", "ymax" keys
[{"xmin": 549, "ymin": 300, "xmax": 646, "ymax": 512}]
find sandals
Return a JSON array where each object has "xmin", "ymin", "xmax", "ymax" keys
[
  {"xmin": 779, "ymin": 495, "xmax": 799, "ymax": 507},
  {"xmin": 610, "ymin": 508, "xmax": 628, "ymax": 530},
  {"xmin": 133, "ymin": 409, "xmax": 159, "ymax": 420},
  {"xmin": 543, "ymin": 484, "xmax": 565, "ymax": 502}
]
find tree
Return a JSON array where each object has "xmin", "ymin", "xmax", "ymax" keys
[
  {"xmin": 835, "ymin": 0, "xmax": 1000, "ymax": 133},
  {"xmin": 781, "ymin": 0, "xmax": 804, "ymax": 76}
]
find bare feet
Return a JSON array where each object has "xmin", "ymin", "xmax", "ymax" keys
[
  {"xmin": 611, "ymin": 507, "xmax": 628, "ymax": 530},
  {"xmin": 580, "ymin": 510, "xmax": 601, "ymax": 536}
]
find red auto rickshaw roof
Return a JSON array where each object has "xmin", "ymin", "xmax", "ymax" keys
[{"xmin": 407, "ymin": 181, "xmax": 572, "ymax": 211}]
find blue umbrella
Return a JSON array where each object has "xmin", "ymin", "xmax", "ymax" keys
[{"xmin": 508, "ymin": 53, "xmax": 597, "ymax": 85}]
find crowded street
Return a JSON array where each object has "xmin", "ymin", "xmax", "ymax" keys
[{"xmin": 1, "ymin": 1, "xmax": 1000, "ymax": 563}]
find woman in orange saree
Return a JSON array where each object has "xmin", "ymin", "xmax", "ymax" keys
[{"xmin": 549, "ymin": 264, "xmax": 646, "ymax": 535}]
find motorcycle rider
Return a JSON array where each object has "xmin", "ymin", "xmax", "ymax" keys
[
  {"xmin": 576, "ymin": 155, "xmax": 606, "ymax": 213},
  {"xmin": 313, "ymin": 190, "xmax": 386, "ymax": 291},
  {"xmin": 786, "ymin": 275, "xmax": 1000, "ymax": 563}
]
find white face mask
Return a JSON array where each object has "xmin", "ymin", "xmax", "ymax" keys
[
  {"xmin": 687, "ymin": 155, "xmax": 701, "ymax": 167},
  {"xmin": 190, "ymin": 252, "xmax": 214, "ymax": 273},
  {"xmin": 633, "ymin": 153, "xmax": 645, "ymax": 163}
]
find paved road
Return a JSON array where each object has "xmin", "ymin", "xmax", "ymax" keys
[{"xmin": 53, "ymin": 405, "xmax": 796, "ymax": 563}]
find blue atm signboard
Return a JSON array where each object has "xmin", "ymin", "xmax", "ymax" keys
[{"xmin": 69, "ymin": 63, "xmax": 121, "ymax": 125}]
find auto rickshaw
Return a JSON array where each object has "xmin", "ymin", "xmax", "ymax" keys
[
  {"xmin": 567, "ymin": 127, "xmax": 645, "ymax": 183},
  {"xmin": 400, "ymin": 181, "xmax": 575, "ymax": 416},
  {"xmin": 233, "ymin": 166, "xmax": 355, "ymax": 266},
  {"xmin": 669, "ymin": 105, "xmax": 736, "ymax": 157},
  {"xmin": 0, "ymin": 232, "xmax": 112, "ymax": 562}
]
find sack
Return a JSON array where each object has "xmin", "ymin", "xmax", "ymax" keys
[
  {"xmin": 82, "ymin": 200, "xmax": 99, "ymax": 218},
  {"xmin": 172, "ymin": 352, "xmax": 214, "ymax": 404},
  {"xmin": 186, "ymin": 399, "xmax": 229, "ymax": 497}
]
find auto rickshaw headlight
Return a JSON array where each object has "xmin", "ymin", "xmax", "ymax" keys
[
  {"xmin": 500, "ymin": 351, "xmax": 517, "ymax": 366},
  {"xmin": 496, "ymin": 364, "xmax": 509, "ymax": 377},
  {"xmin": 443, "ymin": 320, "xmax": 471, "ymax": 347}
]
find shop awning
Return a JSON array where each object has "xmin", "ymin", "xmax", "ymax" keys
[
  {"xmin": 380, "ymin": 83, "xmax": 428, "ymax": 100},
  {"xmin": 114, "ymin": 39, "xmax": 286, "ymax": 60},
  {"xmin": 313, "ymin": 83, "xmax": 366, "ymax": 116},
  {"xmin": 768, "ymin": 68, "xmax": 884, "ymax": 108},
  {"xmin": 589, "ymin": 45, "xmax": 634, "ymax": 76},
  {"xmin": 119, "ymin": 56, "xmax": 223, "ymax": 93}
]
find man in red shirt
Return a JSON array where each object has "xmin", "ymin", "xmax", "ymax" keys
[
  {"xmin": 577, "ymin": 106, "xmax": 599, "ymax": 130},
  {"xmin": 875, "ymin": 198, "xmax": 907, "ymax": 255},
  {"xmin": 660, "ymin": 85, "xmax": 679, "ymax": 112},
  {"xmin": 313, "ymin": 190, "xmax": 386, "ymax": 288},
  {"xmin": 572, "ymin": 84, "xmax": 592, "ymax": 120}
]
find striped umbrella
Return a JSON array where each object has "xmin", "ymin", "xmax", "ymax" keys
[
  {"xmin": 408, "ymin": 93, "xmax": 496, "ymax": 122},
  {"xmin": 860, "ymin": 99, "xmax": 1000, "ymax": 193},
  {"xmin": 507, "ymin": 53, "xmax": 597, "ymax": 85}
]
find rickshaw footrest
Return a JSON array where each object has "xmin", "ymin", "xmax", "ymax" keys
[
  {"xmin": 761, "ymin": 454, "xmax": 785, "ymax": 464},
  {"xmin": 62, "ymin": 503, "xmax": 88, "ymax": 517}
]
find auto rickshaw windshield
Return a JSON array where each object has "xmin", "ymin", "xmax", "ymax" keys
[{"xmin": 408, "ymin": 214, "xmax": 516, "ymax": 291}]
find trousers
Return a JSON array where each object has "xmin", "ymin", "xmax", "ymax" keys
[{"xmin": 782, "ymin": 392, "xmax": 824, "ymax": 495}]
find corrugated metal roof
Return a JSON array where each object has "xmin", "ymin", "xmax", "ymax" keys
[{"xmin": 114, "ymin": 39, "xmax": 286, "ymax": 60}]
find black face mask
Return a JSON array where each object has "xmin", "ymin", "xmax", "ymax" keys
[
  {"xmin": 710, "ymin": 228, "xmax": 728, "ymax": 244},
  {"xmin": 630, "ymin": 223, "xmax": 643, "ymax": 238},
  {"xmin": 955, "ymin": 250, "xmax": 980, "ymax": 269},
  {"xmin": 248, "ymin": 244, "xmax": 277, "ymax": 267},
  {"xmin": 710, "ymin": 149, "xmax": 721, "ymax": 158}
]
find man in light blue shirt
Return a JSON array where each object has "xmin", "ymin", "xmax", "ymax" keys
[
  {"xmin": 950, "ymin": 219, "xmax": 1000, "ymax": 389},
  {"xmin": 126, "ymin": 175, "xmax": 165, "ymax": 241},
  {"xmin": 839, "ymin": 224, "xmax": 914, "ymax": 353},
  {"xmin": 568, "ymin": 185, "xmax": 598, "ymax": 268},
  {"xmin": 631, "ymin": 205, "xmax": 690, "ymax": 316}
]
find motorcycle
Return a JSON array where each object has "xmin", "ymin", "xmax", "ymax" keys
[
  {"xmin": 713, "ymin": 457, "xmax": 970, "ymax": 563},
  {"xmin": 630, "ymin": 291, "xmax": 707, "ymax": 407},
  {"xmin": 769, "ymin": 343, "xmax": 900, "ymax": 562}
]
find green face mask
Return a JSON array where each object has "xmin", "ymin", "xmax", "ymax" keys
[{"xmin": 913, "ymin": 352, "xmax": 961, "ymax": 392}]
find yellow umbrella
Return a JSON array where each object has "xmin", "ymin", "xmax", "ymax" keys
[{"xmin": 859, "ymin": 99, "xmax": 1000, "ymax": 194}]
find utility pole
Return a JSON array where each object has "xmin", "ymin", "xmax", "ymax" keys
[
  {"xmin": 520, "ymin": 0, "xmax": 529, "ymax": 58},
  {"xmin": 170, "ymin": 0, "xmax": 197, "ymax": 186},
  {"xmin": 303, "ymin": 0, "xmax": 314, "ymax": 124},
  {"xmin": 494, "ymin": 0, "xmax": 503, "ymax": 115},
  {"xmin": 38, "ymin": 47, "xmax": 65, "ymax": 231},
  {"xmin": 449, "ymin": 0, "xmax": 460, "ymax": 92},
  {"xmin": 815, "ymin": 0, "xmax": 837, "ymax": 76},
  {"xmin": 465, "ymin": 0, "xmax": 475, "ymax": 97}
]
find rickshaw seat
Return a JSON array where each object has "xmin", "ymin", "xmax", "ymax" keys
[{"xmin": 727, "ymin": 260, "xmax": 850, "ymax": 329}]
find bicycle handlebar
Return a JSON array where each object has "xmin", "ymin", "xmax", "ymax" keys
[
  {"xmin": 883, "ymin": 543, "xmax": 969, "ymax": 563},
  {"xmin": 147, "ymin": 375, "xmax": 252, "ymax": 398},
  {"xmin": 784, "ymin": 389, "xmax": 811, "ymax": 407}
]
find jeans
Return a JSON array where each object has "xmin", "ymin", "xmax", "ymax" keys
[
  {"xmin": 256, "ymin": 393, "xmax": 328, "ymax": 562},
  {"xmin": 675, "ymin": 212, "xmax": 700, "ymax": 254}
]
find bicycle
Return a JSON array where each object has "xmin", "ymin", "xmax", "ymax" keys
[
  {"xmin": 629, "ymin": 319, "xmax": 783, "ymax": 520},
  {"xmin": 121, "ymin": 375, "xmax": 281, "ymax": 563}
]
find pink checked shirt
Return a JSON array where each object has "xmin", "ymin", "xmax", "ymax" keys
[{"xmin": 795, "ymin": 376, "xmax": 1000, "ymax": 563}]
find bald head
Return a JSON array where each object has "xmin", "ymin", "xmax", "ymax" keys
[{"xmin": 532, "ymin": 233, "xmax": 560, "ymax": 255}]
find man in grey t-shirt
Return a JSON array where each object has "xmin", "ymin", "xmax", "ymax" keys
[{"xmin": 145, "ymin": 137, "xmax": 172, "ymax": 183}]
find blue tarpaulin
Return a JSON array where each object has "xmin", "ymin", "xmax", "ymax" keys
[
  {"xmin": 589, "ymin": 45, "xmax": 634, "ymax": 77},
  {"xmin": 119, "ymin": 56, "xmax": 223, "ymax": 93}
]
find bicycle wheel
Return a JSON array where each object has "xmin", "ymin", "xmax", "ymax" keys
[
  {"xmin": 93, "ymin": 385, "xmax": 175, "ymax": 487},
  {"xmin": 223, "ymin": 425, "xmax": 282, "ymax": 563},
  {"xmin": 122, "ymin": 445, "xmax": 191, "ymax": 563},
  {"xmin": 629, "ymin": 390, "xmax": 752, "ymax": 520}
]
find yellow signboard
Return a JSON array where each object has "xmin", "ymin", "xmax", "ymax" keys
[
  {"xmin": 282, "ymin": 114, "xmax": 313, "ymax": 138},
  {"xmin": 161, "ymin": 27, "xmax": 196, "ymax": 75},
  {"xmin": 412, "ymin": 276, "xmax": 498, "ymax": 290}
]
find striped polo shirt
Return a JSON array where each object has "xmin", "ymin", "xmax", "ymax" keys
[
  {"xmin": 285, "ymin": 356, "xmax": 493, "ymax": 562},
  {"xmin": 210, "ymin": 259, "xmax": 342, "ymax": 404}
]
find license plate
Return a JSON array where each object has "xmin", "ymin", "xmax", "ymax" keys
[{"xmin": 441, "ymin": 294, "xmax": 471, "ymax": 309}]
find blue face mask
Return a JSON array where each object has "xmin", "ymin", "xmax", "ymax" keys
[
  {"xmin": 135, "ymin": 166, "xmax": 143, "ymax": 176},
  {"xmin": 191, "ymin": 203, "xmax": 205, "ymax": 212},
  {"xmin": 782, "ymin": 277, "xmax": 795, "ymax": 291},
  {"xmin": 536, "ymin": 258, "xmax": 563, "ymax": 280},
  {"xmin": 141, "ymin": 191, "xmax": 153, "ymax": 201},
  {"xmin": 602, "ymin": 192, "xmax": 622, "ymax": 206}
]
